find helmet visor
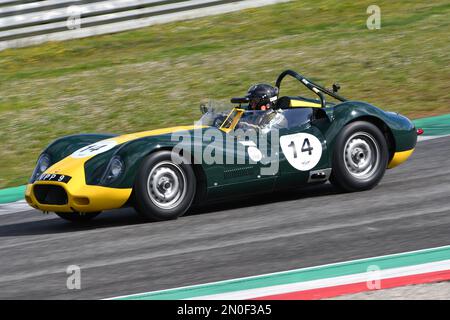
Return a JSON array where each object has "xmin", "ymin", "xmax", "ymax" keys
[{"xmin": 249, "ymin": 97, "xmax": 266, "ymax": 110}]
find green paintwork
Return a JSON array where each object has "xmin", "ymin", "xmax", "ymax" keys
[
  {"xmin": 31, "ymin": 99, "xmax": 417, "ymax": 204},
  {"xmin": 30, "ymin": 133, "xmax": 117, "ymax": 184},
  {"xmin": 28, "ymin": 67, "xmax": 418, "ymax": 208},
  {"xmin": 324, "ymin": 101, "xmax": 417, "ymax": 155}
]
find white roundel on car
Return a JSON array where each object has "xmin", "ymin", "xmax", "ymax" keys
[
  {"xmin": 247, "ymin": 146, "xmax": 263, "ymax": 162},
  {"xmin": 280, "ymin": 133, "xmax": 322, "ymax": 171},
  {"xmin": 239, "ymin": 140, "xmax": 264, "ymax": 162},
  {"xmin": 71, "ymin": 140, "xmax": 118, "ymax": 158}
]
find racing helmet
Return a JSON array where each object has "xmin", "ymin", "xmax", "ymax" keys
[{"xmin": 231, "ymin": 84, "xmax": 279, "ymax": 110}]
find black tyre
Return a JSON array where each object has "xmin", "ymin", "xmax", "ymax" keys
[
  {"xmin": 55, "ymin": 212, "xmax": 100, "ymax": 223},
  {"xmin": 330, "ymin": 121, "xmax": 389, "ymax": 192},
  {"xmin": 133, "ymin": 151, "xmax": 196, "ymax": 221}
]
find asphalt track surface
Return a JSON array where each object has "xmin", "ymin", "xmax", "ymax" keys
[{"xmin": 0, "ymin": 136, "xmax": 449, "ymax": 299}]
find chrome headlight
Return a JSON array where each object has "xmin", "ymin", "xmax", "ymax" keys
[
  {"xmin": 100, "ymin": 156, "xmax": 124, "ymax": 185},
  {"xmin": 30, "ymin": 153, "xmax": 51, "ymax": 183}
]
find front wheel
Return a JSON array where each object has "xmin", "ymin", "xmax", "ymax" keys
[
  {"xmin": 55, "ymin": 212, "xmax": 100, "ymax": 223},
  {"xmin": 330, "ymin": 121, "xmax": 389, "ymax": 192},
  {"xmin": 133, "ymin": 151, "xmax": 196, "ymax": 221}
]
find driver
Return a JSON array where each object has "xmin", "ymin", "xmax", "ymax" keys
[
  {"xmin": 232, "ymin": 84, "xmax": 287, "ymax": 133},
  {"xmin": 245, "ymin": 84, "xmax": 279, "ymax": 111}
]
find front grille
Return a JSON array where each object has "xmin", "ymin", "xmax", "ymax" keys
[{"xmin": 33, "ymin": 185, "xmax": 68, "ymax": 205}]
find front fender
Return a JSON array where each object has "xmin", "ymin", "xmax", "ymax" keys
[
  {"xmin": 86, "ymin": 134, "xmax": 181, "ymax": 189},
  {"xmin": 42, "ymin": 133, "xmax": 117, "ymax": 165},
  {"xmin": 83, "ymin": 127, "xmax": 209, "ymax": 189}
]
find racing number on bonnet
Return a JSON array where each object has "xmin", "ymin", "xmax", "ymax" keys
[
  {"xmin": 280, "ymin": 133, "xmax": 322, "ymax": 171},
  {"xmin": 71, "ymin": 140, "xmax": 118, "ymax": 158}
]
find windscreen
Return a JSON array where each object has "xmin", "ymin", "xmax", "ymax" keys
[{"xmin": 196, "ymin": 100, "xmax": 232, "ymax": 128}]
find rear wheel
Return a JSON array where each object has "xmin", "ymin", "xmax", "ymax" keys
[
  {"xmin": 55, "ymin": 212, "xmax": 100, "ymax": 223},
  {"xmin": 133, "ymin": 151, "xmax": 196, "ymax": 221},
  {"xmin": 330, "ymin": 121, "xmax": 388, "ymax": 192}
]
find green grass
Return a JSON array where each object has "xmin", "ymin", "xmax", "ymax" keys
[{"xmin": 0, "ymin": 0, "xmax": 449, "ymax": 188}]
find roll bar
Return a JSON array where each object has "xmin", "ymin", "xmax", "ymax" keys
[{"xmin": 275, "ymin": 70, "xmax": 347, "ymax": 108}]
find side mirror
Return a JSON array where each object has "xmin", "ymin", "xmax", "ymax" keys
[
  {"xmin": 332, "ymin": 83, "xmax": 341, "ymax": 93},
  {"xmin": 199, "ymin": 104, "xmax": 208, "ymax": 114}
]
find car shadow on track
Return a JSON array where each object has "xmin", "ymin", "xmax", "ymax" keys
[
  {"xmin": 0, "ymin": 183, "xmax": 341, "ymax": 237},
  {"xmin": 189, "ymin": 182, "xmax": 340, "ymax": 216},
  {"xmin": 0, "ymin": 207, "xmax": 147, "ymax": 237}
]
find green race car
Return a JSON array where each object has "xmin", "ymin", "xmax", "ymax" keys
[{"xmin": 25, "ymin": 70, "xmax": 418, "ymax": 222}]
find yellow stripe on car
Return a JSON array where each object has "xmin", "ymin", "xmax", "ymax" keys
[
  {"xmin": 289, "ymin": 100, "xmax": 322, "ymax": 108},
  {"xmin": 111, "ymin": 125, "xmax": 205, "ymax": 144},
  {"xmin": 388, "ymin": 148, "xmax": 415, "ymax": 169}
]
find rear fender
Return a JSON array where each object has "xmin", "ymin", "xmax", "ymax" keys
[{"xmin": 325, "ymin": 101, "xmax": 416, "ymax": 155}]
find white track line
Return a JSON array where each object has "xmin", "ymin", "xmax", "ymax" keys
[
  {"xmin": 417, "ymin": 134, "xmax": 450, "ymax": 142},
  {"xmin": 0, "ymin": 200, "xmax": 32, "ymax": 216}
]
